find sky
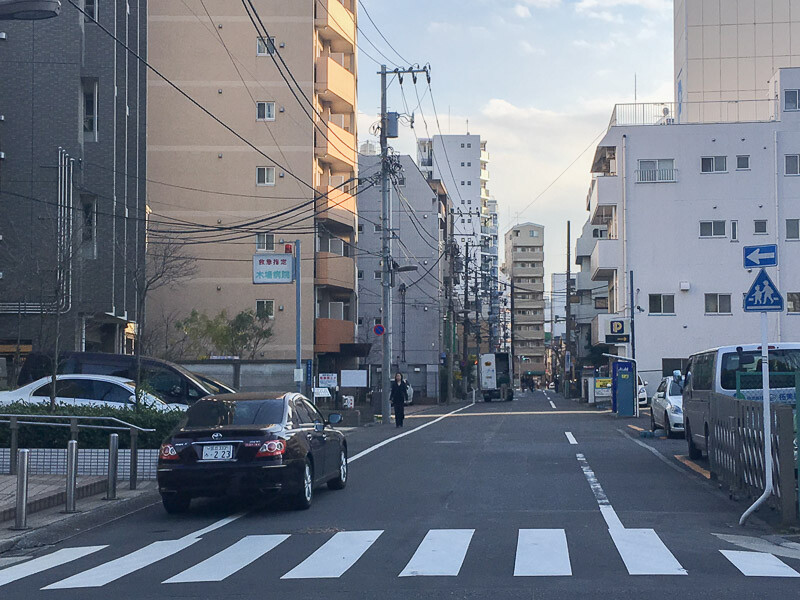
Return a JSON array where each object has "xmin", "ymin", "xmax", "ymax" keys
[{"xmin": 355, "ymin": 0, "xmax": 676, "ymax": 285}]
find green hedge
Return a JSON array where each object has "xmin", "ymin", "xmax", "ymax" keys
[{"xmin": 0, "ymin": 403, "xmax": 183, "ymax": 449}]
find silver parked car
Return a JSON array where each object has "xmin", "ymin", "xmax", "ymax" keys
[{"xmin": 650, "ymin": 375, "xmax": 684, "ymax": 437}]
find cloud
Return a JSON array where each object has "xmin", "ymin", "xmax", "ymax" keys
[
  {"xmin": 522, "ymin": 0, "xmax": 562, "ymax": 7},
  {"xmin": 513, "ymin": 4, "xmax": 531, "ymax": 18},
  {"xmin": 519, "ymin": 40, "xmax": 544, "ymax": 55}
]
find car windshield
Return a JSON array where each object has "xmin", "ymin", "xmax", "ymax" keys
[
  {"xmin": 668, "ymin": 381, "xmax": 683, "ymax": 396},
  {"xmin": 720, "ymin": 349, "xmax": 800, "ymax": 390},
  {"xmin": 183, "ymin": 398, "xmax": 285, "ymax": 428}
]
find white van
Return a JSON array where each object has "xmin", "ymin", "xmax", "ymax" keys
[{"xmin": 682, "ymin": 343, "xmax": 800, "ymax": 459}]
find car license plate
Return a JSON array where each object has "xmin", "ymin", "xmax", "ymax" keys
[{"xmin": 202, "ymin": 444, "xmax": 233, "ymax": 460}]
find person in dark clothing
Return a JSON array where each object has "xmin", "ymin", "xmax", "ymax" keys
[{"xmin": 390, "ymin": 372, "xmax": 408, "ymax": 427}]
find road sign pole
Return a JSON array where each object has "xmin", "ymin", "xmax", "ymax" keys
[
  {"xmin": 295, "ymin": 240, "xmax": 302, "ymax": 394},
  {"xmin": 740, "ymin": 310, "xmax": 774, "ymax": 525}
]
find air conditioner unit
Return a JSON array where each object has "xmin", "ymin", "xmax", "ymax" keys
[{"xmin": 680, "ymin": 281, "xmax": 690, "ymax": 291}]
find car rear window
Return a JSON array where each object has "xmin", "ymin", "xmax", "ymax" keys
[
  {"xmin": 184, "ymin": 398, "xmax": 285, "ymax": 427},
  {"xmin": 720, "ymin": 349, "xmax": 800, "ymax": 390}
]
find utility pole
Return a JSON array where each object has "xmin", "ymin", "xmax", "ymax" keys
[
  {"xmin": 510, "ymin": 277, "xmax": 516, "ymax": 385},
  {"xmin": 380, "ymin": 64, "xmax": 392, "ymax": 425},
  {"xmin": 565, "ymin": 221, "xmax": 572, "ymax": 398},
  {"xmin": 462, "ymin": 240, "xmax": 471, "ymax": 393},
  {"xmin": 445, "ymin": 215, "xmax": 455, "ymax": 403},
  {"xmin": 379, "ymin": 64, "xmax": 429, "ymax": 425}
]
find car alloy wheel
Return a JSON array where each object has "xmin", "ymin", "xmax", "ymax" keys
[
  {"xmin": 303, "ymin": 463, "xmax": 313, "ymax": 502},
  {"xmin": 328, "ymin": 448, "xmax": 348, "ymax": 490}
]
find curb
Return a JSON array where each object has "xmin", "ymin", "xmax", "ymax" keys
[{"xmin": 0, "ymin": 478, "xmax": 108, "ymax": 524}]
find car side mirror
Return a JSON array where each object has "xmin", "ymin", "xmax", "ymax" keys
[
  {"xmin": 327, "ymin": 413, "xmax": 342, "ymax": 425},
  {"xmin": 314, "ymin": 422, "xmax": 324, "ymax": 433}
]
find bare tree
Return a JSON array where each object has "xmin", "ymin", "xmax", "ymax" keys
[{"xmin": 130, "ymin": 234, "xmax": 197, "ymax": 405}]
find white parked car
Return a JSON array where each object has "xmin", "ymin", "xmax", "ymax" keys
[
  {"xmin": 650, "ymin": 375, "xmax": 684, "ymax": 437},
  {"xmin": 0, "ymin": 375, "xmax": 186, "ymax": 412},
  {"xmin": 637, "ymin": 376, "xmax": 649, "ymax": 407}
]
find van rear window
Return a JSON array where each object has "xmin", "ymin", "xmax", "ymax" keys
[{"xmin": 720, "ymin": 349, "xmax": 800, "ymax": 390}]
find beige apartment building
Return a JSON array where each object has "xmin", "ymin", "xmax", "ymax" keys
[
  {"xmin": 503, "ymin": 223, "xmax": 546, "ymax": 385},
  {"xmin": 147, "ymin": 0, "xmax": 359, "ymax": 375}
]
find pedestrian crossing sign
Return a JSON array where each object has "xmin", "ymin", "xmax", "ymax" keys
[{"xmin": 743, "ymin": 269, "xmax": 784, "ymax": 312}]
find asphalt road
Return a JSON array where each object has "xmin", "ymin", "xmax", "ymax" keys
[{"xmin": 1, "ymin": 390, "xmax": 798, "ymax": 599}]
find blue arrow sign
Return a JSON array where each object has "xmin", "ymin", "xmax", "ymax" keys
[
  {"xmin": 743, "ymin": 244, "xmax": 778, "ymax": 268},
  {"xmin": 744, "ymin": 269, "xmax": 784, "ymax": 312}
]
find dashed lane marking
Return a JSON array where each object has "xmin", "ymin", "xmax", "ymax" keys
[
  {"xmin": 549, "ymin": 400, "xmax": 557, "ymax": 409},
  {"xmin": 565, "ymin": 432, "xmax": 578, "ymax": 445}
]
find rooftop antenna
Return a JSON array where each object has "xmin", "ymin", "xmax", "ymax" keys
[
  {"xmin": 634, "ymin": 73, "xmax": 638, "ymax": 103},
  {"xmin": 466, "ymin": 118, "xmax": 469, "ymax": 134}
]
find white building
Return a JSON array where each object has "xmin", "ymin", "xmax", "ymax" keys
[
  {"xmin": 674, "ymin": 0, "xmax": 800, "ymax": 123},
  {"xmin": 588, "ymin": 67, "xmax": 800, "ymax": 393}
]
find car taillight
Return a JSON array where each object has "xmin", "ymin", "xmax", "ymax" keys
[
  {"xmin": 160, "ymin": 443, "xmax": 179, "ymax": 460},
  {"xmin": 256, "ymin": 440, "xmax": 286, "ymax": 458}
]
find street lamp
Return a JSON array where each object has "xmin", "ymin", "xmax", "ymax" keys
[{"xmin": 0, "ymin": 0, "xmax": 60, "ymax": 19}]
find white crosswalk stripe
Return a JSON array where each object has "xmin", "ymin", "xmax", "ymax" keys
[
  {"xmin": 8, "ymin": 528, "xmax": 800, "ymax": 588},
  {"xmin": 514, "ymin": 529, "xmax": 572, "ymax": 577},
  {"xmin": 399, "ymin": 529, "xmax": 474, "ymax": 577},
  {"xmin": 720, "ymin": 550, "xmax": 800, "ymax": 578},
  {"xmin": 281, "ymin": 530, "xmax": 383, "ymax": 579},
  {"xmin": 164, "ymin": 535, "xmax": 290, "ymax": 583},
  {"xmin": 609, "ymin": 528, "xmax": 687, "ymax": 575},
  {"xmin": 0, "ymin": 547, "xmax": 107, "ymax": 588},
  {"xmin": 43, "ymin": 538, "xmax": 200, "ymax": 589}
]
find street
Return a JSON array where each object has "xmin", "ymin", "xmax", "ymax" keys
[{"xmin": 1, "ymin": 390, "xmax": 798, "ymax": 599}]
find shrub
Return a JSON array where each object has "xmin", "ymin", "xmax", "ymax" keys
[{"xmin": 0, "ymin": 402, "xmax": 183, "ymax": 449}]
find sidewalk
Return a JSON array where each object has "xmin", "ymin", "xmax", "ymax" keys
[{"xmin": 0, "ymin": 474, "xmax": 108, "ymax": 524}]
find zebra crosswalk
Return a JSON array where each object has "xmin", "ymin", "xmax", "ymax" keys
[{"xmin": 1, "ymin": 527, "xmax": 799, "ymax": 590}]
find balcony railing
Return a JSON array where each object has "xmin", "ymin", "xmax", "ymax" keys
[
  {"xmin": 609, "ymin": 99, "xmax": 775, "ymax": 130},
  {"xmin": 636, "ymin": 168, "xmax": 677, "ymax": 183}
]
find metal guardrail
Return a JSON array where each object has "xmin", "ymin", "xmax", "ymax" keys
[
  {"xmin": 709, "ymin": 392, "xmax": 798, "ymax": 526},
  {"xmin": 0, "ymin": 413, "xmax": 155, "ymax": 490}
]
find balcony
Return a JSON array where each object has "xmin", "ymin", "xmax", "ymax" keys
[
  {"xmin": 514, "ymin": 314, "xmax": 543, "ymax": 325},
  {"xmin": 480, "ymin": 149, "xmax": 489, "ymax": 163},
  {"xmin": 480, "ymin": 168, "xmax": 489, "ymax": 182},
  {"xmin": 608, "ymin": 99, "xmax": 773, "ymax": 129},
  {"xmin": 315, "ymin": 0, "xmax": 355, "ymax": 53},
  {"xmin": 316, "ymin": 186, "xmax": 355, "ymax": 229},
  {"xmin": 511, "ymin": 265, "xmax": 544, "ymax": 278},
  {"xmin": 315, "ymin": 56, "xmax": 355, "ymax": 114},
  {"xmin": 316, "ymin": 318, "xmax": 355, "ymax": 354},
  {"xmin": 636, "ymin": 168, "xmax": 677, "ymax": 183},
  {"xmin": 315, "ymin": 119, "xmax": 356, "ymax": 170},
  {"xmin": 315, "ymin": 252, "xmax": 355, "ymax": 290},
  {"xmin": 575, "ymin": 231, "xmax": 599, "ymax": 259},
  {"xmin": 590, "ymin": 238, "xmax": 622, "ymax": 281},
  {"xmin": 515, "ymin": 298, "xmax": 546, "ymax": 310}
]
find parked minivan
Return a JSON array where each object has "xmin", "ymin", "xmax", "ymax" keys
[
  {"xmin": 17, "ymin": 352, "xmax": 236, "ymax": 406},
  {"xmin": 682, "ymin": 343, "xmax": 800, "ymax": 459}
]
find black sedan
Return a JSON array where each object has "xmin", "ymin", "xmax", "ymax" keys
[{"xmin": 156, "ymin": 392, "xmax": 347, "ymax": 513}]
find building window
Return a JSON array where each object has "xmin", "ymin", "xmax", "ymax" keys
[
  {"xmin": 460, "ymin": 143, "xmax": 465, "ymax": 148},
  {"xmin": 731, "ymin": 220, "xmax": 738, "ymax": 241},
  {"xmin": 256, "ymin": 233, "xmax": 274, "ymax": 251},
  {"xmin": 256, "ymin": 300, "xmax": 275, "ymax": 318},
  {"xmin": 256, "ymin": 101, "xmax": 275, "ymax": 121},
  {"xmin": 373, "ymin": 223, "xmax": 382, "ymax": 232},
  {"xmin": 467, "ymin": 143, "xmax": 472, "ymax": 148},
  {"xmin": 649, "ymin": 294, "xmax": 675, "ymax": 315},
  {"xmin": 637, "ymin": 158, "xmax": 675, "ymax": 182},
  {"xmin": 256, "ymin": 166, "xmax": 275, "ymax": 186},
  {"xmin": 373, "ymin": 270, "xmax": 381, "ymax": 279},
  {"xmin": 257, "ymin": 36, "xmax": 276, "ymax": 55},
  {"xmin": 373, "ymin": 317, "xmax": 382, "ymax": 326},
  {"xmin": 787, "ymin": 219, "xmax": 800, "ymax": 240},
  {"xmin": 785, "ymin": 89, "xmax": 799, "ymax": 111},
  {"xmin": 357, "ymin": 317, "xmax": 364, "ymax": 325},
  {"xmin": 357, "ymin": 224, "xmax": 364, "ymax": 233},
  {"xmin": 701, "ymin": 156, "xmax": 727, "ymax": 173},
  {"xmin": 736, "ymin": 155, "xmax": 750, "ymax": 170},
  {"xmin": 357, "ymin": 270, "xmax": 364, "ymax": 280},
  {"xmin": 83, "ymin": 0, "xmax": 96, "ymax": 21},
  {"xmin": 460, "ymin": 181, "xmax": 465, "ymax": 185},
  {"xmin": 467, "ymin": 181, "xmax": 472, "ymax": 186},
  {"xmin": 705, "ymin": 293, "xmax": 732, "ymax": 314},
  {"xmin": 81, "ymin": 197, "xmax": 97, "ymax": 259},
  {"xmin": 785, "ymin": 154, "xmax": 800, "ymax": 175},
  {"xmin": 754, "ymin": 220, "xmax": 768, "ymax": 235},
  {"xmin": 788, "ymin": 293, "xmax": 800, "ymax": 313},
  {"xmin": 467, "ymin": 162, "xmax": 471, "ymax": 167},
  {"xmin": 82, "ymin": 79, "xmax": 98, "ymax": 142},
  {"xmin": 460, "ymin": 162, "xmax": 465, "ymax": 167},
  {"xmin": 594, "ymin": 296, "xmax": 608, "ymax": 309},
  {"xmin": 699, "ymin": 220, "xmax": 726, "ymax": 237}
]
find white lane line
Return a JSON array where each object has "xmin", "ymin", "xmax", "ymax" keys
[
  {"xmin": 350, "ymin": 402, "xmax": 475, "ymax": 463},
  {"xmin": 44, "ymin": 515, "xmax": 243, "ymax": 589},
  {"xmin": 0, "ymin": 547, "xmax": 107, "ymax": 588},
  {"xmin": 549, "ymin": 400, "xmax": 557, "ymax": 409},
  {"xmin": 609, "ymin": 529, "xmax": 687, "ymax": 575},
  {"xmin": 44, "ymin": 539, "xmax": 201, "ymax": 589},
  {"xmin": 565, "ymin": 431, "xmax": 578, "ymax": 445},
  {"xmin": 164, "ymin": 535, "xmax": 290, "ymax": 583},
  {"xmin": 281, "ymin": 531, "xmax": 382, "ymax": 579},
  {"xmin": 576, "ymin": 453, "xmax": 686, "ymax": 576},
  {"xmin": 514, "ymin": 529, "xmax": 572, "ymax": 577},
  {"xmin": 721, "ymin": 550, "xmax": 800, "ymax": 577},
  {"xmin": 399, "ymin": 529, "xmax": 474, "ymax": 577}
]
